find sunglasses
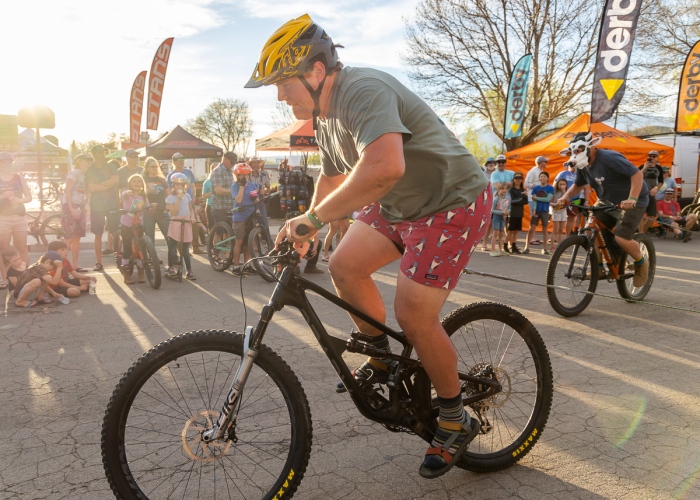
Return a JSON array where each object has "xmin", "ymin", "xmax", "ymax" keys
[{"xmin": 497, "ymin": 161, "xmax": 506, "ymax": 164}]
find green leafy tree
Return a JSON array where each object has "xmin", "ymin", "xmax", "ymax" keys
[{"xmin": 186, "ymin": 98, "xmax": 253, "ymax": 157}]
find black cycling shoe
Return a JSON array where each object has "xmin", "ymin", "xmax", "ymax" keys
[{"xmin": 336, "ymin": 361, "xmax": 390, "ymax": 393}]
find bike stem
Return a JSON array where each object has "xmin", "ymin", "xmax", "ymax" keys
[{"xmin": 202, "ymin": 325, "xmax": 259, "ymax": 443}]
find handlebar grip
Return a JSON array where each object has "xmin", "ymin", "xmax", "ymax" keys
[{"xmin": 296, "ymin": 224, "xmax": 309, "ymax": 236}]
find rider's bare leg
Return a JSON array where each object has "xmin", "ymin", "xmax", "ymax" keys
[
  {"xmin": 615, "ymin": 235, "xmax": 642, "ymax": 260},
  {"xmin": 328, "ymin": 220, "xmax": 401, "ymax": 336},
  {"xmin": 394, "ymin": 273, "xmax": 460, "ymax": 398}
]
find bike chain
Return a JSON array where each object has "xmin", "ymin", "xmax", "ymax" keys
[{"xmin": 462, "ymin": 268, "xmax": 700, "ymax": 314}]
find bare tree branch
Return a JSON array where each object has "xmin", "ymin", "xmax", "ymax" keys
[{"xmin": 185, "ymin": 98, "xmax": 253, "ymax": 157}]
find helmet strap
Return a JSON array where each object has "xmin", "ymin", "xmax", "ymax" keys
[{"xmin": 298, "ymin": 75, "xmax": 326, "ymax": 131}]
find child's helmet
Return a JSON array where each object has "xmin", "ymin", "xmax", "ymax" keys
[
  {"xmin": 234, "ymin": 163, "xmax": 252, "ymax": 175},
  {"xmin": 170, "ymin": 172, "xmax": 189, "ymax": 184}
]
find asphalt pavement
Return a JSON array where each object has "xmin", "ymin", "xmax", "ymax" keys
[{"xmin": 1, "ymin": 226, "xmax": 699, "ymax": 499}]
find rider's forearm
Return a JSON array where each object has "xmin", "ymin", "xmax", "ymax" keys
[
  {"xmin": 309, "ymin": 174, "xmax": 343, "ymax": 211},
  {"xmin": 563, "ymin": 185, "xmax": 583, "ymax": 201},
  {"xmin": 628, "ymin": 171, "xmax": 643, "ymax": 200}
]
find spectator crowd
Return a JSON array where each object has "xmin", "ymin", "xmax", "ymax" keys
[{"xmin": 0, "ymin": 144, "xmax": 696, "ymax": 309}]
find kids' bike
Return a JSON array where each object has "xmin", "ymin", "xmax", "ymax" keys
[
  {"xmin": 111, "ymin": 208, "xmax": 161, "ymax": 289},
  {"xmin": 546, "ymin": 202, "xmax": 656, "ymax": 317},
  {"xmin": 207, "ymin": 193, "xmax": 278, "ymax": 281},
  {"xmin": 101, "ymin": 236, "xmax": 553, "ymax": 499}
]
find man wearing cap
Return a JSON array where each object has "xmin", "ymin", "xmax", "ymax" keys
[
  {"xmin": 117, "ymin": 149, "xmax": 144, "ymax": 191},
  {"xmin": 210, "ymin": 152, "xmax": 237, "ymax": 225},
  {"xmin": 482, "ymin": 157, "xmax": 496, "ymax": 176},
  {"xmin": 657, "ymin": 188, "xmax": 697, "ymax": 241},
  {"xmin": 166, "ymin": 152, "xmax": 202, "ymax": 253},
  {"xmin": 656, "ymin": 167, "xmax": 677, "ymax": 201},
  {"xmin": 86, "ymin": 144, "xmax": 120, "ymax": 271},
  {"xmin": 637, "ymin": 150, "xmax": 664, "ymax": 234},
  {"xmin": 524, "ymin": 156, "xmax": 548, "ymax": 244},
  {"xmin": 490, "ymin": 154, "xmax": 514, "ymax": 189}
]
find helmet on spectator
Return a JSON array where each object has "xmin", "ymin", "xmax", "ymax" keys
[
  {"xmin": 170, "ymin": 172, "xmax": 189, "ymax": 184},
  {"xmin": 234, "ymin": 163, "xmax": 252, "ymax": 175}
]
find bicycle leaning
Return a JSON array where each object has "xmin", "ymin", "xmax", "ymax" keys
[
  {"xmin": 101, "ymin": 236, "xmax": 553, "ymax": 499},
  {"xmin": 546, "ymin": 201, "xmax": 656, "ymax": 317},
  {"xmin": 207, "ymin": 192, "xmax": 279, "ymax": 281}
]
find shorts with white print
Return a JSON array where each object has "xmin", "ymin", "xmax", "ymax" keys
[{"xmin": 356, "ymin": 188, "xmax": 492, "ymax": 290}]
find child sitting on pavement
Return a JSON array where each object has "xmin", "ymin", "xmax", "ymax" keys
[
  {"xmin": 2, "ymin": 249, "xmax": 26, "ymax": 294},
  {"xmin": 47, "ymin": 240, "xmax": 95, "ymax": 298},
  {"xmin": 12, "ymin": 251, "xmax": 66, "ymax": 307}
]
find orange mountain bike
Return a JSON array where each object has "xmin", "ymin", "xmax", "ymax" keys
[{"xmin": 545, "ymin": 202, "xmax": 656, "ymax": 317}]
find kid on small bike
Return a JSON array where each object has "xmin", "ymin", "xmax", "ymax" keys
[
  {"xmin": 120, "ymin": 174, "xmax": 150, "ymax": 285},
  {"xmin": 230, "ymin": 163, "xmax": 261, "ymax": 277},
  {"xmin": 165, "ymin": 173, "xmax": 197, "ymax": 281}
]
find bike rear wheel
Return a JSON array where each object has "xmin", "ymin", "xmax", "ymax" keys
[
  {"xmin": 40, "ymin": 213, "xmax": 64, "ymax": 246},
  {"xmin": 248, "ymin": 226, "xmax": 278, "ymax": 282},
  {"xmin": 546, "ymin": 235, "xmax": 598, "ymax": 317},
  {"xmin": 415, "ymin": 302, "xmax": 553, "ymax": 473},
  {"xmin": 101, "ymin": 330, "xmax": 312, "ymax": 500},
  {"xmin": 616, "ymin": 233, "xmax": 655, "ymax": 301},
  {"xmin": 137, "ymin": 236, "xmax": 161, "ymax": 289},
  {"xmin": 208, "ymin": 222, "xmax": 234, "ymax": 272}
]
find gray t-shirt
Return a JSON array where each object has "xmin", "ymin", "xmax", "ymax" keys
[
  {"xmin": 575, "ymin": 149, "xmax": 649, "ymax": 208},
  {"xmin": 317, "ymin": 67, "xmax": 488, "ymax": 222}
]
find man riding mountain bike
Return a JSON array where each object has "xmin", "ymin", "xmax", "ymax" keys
[
  {"xmin": 246, "ymin": 14, "xmax": 491, "ymax": 478},
  {"xmin": 556, "ymin": 132, "xmax": 650, "ymax": 286}
]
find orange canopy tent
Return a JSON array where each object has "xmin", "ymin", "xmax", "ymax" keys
[
  {"xmin": 255, "ymin": 119, "xmax": 318, "ymax": 151},
  {"xmin": 504, "ymin": 113, "xmax": 673, "ymax": 175}
]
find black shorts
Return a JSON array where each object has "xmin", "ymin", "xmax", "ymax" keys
[
  {"xmin": 597, "ymin": 205, "xmax": 645, "ymax": 240},
  {"xmin": 645, "ymin": 198, "xmax": 657, "ymax": 217},
  {"xmin": 54, "ymin": 278, "xmax": 84, "ymax": 295},
  {"xmin": 507, "ymin": 216, "xmax": 523, "ymax": 231},
  {"xmin": 91, "ymin": 210, "xmax": 120, "ymax": 235},
  {"xmin": 212, "ymin": 209, "xmax": 231, "ymax": 225}
]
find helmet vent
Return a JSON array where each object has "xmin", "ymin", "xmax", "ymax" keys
[{"xmin": 298, "ymin": 25, "xmax": 317, "ymax": 40}]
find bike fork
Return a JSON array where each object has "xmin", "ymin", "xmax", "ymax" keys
[{"xmin": 201, "ymin": 326, "xmax": 258, "ymax": 442}]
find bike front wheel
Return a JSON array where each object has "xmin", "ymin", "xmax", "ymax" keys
[
  {"xmin": 208, "ymin": 222, "xmax": 234, "ymax": 272},
  {"xmin": 102, "ymin": 330, "xmax": 312, "ymax": 500},
  {"xmin": 40, "ymin": 213, "xmax": 64, "ymax": 246},
  {"xmin": 248, "ymin": 226, "xmax": 278, "ymax": 282},
  {"xmin": 616, "ymin": 233, "xmax": 656, "ymax": 301},
  {"xmin": 546, "ymin": 235, "xmax": 598, "ymax": 317},
  {"xmin": 415, "ymin": 302, "xmax": 553, "ymax": 473},
  {"xmin": 137, "ymin": 236, "xmax": 162, "ymax": 289}
]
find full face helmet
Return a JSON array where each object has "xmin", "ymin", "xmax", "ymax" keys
[{"xmin": 559, "ymin": 132, "xmax": 602, "ymax": 169}]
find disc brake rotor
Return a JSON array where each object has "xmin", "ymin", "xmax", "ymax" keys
[{"xmin": 181, "ymin": 410, "xmax": 233, "ymax": 463}]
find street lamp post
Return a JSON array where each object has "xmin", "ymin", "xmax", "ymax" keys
[{"xmin": 18, "ymin": 106, "xmax": 55, "ymax": 210}]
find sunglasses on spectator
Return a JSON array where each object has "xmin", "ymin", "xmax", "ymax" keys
[{"xmin": 497, "ymin": 160, "xmax": 506, "ymax": 164}]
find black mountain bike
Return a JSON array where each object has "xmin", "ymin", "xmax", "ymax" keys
[
  {"xmin": 546, "ymin": 202, "xmax": 656, "ymax": 317},
  {"xmin": 102, "ymin": 238, "xmax": 553, "ymax": 499}
]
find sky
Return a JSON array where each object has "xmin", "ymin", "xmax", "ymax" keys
[{"xmin": 0, "ymin": 0, "xmax": 421, "ymax": 153}]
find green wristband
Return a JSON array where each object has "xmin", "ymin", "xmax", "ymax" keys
[
  {"xmin": 306, "ymin": 210, "xmax": 325, "ymax": 229},
  {"xmin": 629, "ymin": 197, "xmax": 638, "ymax": 202}
]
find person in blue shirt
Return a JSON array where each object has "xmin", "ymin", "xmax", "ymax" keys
[
  {"xmin": 230, "ymin": 163, "xmax": 261, "ymax": 277},
  {"xmin": 490, "ymin": 154, "xmax": 515, "ymax": 191},
  {"xmin": 523, "ymin": 171, "xmax": 554, "ymax": 254}
]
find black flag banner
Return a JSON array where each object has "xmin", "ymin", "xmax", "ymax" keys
[{"xmin": 590, "ymin": 0, "xmax": 643, "ymax": 123}]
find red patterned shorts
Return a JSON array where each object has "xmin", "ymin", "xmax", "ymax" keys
[{"xmin": 356, "ymin": 189, "xmax": 492, "ymax": 290}]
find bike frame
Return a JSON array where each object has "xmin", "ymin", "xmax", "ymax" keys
[
  {"xmin": 574, "ymin": 207, "xmax": 631, "ymax": 280},
  {"xmin": 212, "ymin": 199, "xmax": 273, "ymax": 252},
  {"xmin": 202, "ymin": 247, "xmax": 501, "ymax": 443}
]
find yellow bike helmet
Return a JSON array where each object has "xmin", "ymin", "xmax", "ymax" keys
[
  {"xmin": 244, "ymin": 14, "xmax": 339, "ymax": 88},
  {"xmin": 245, "ymin": 14, "xmax": 341, "ymax": 129}
]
